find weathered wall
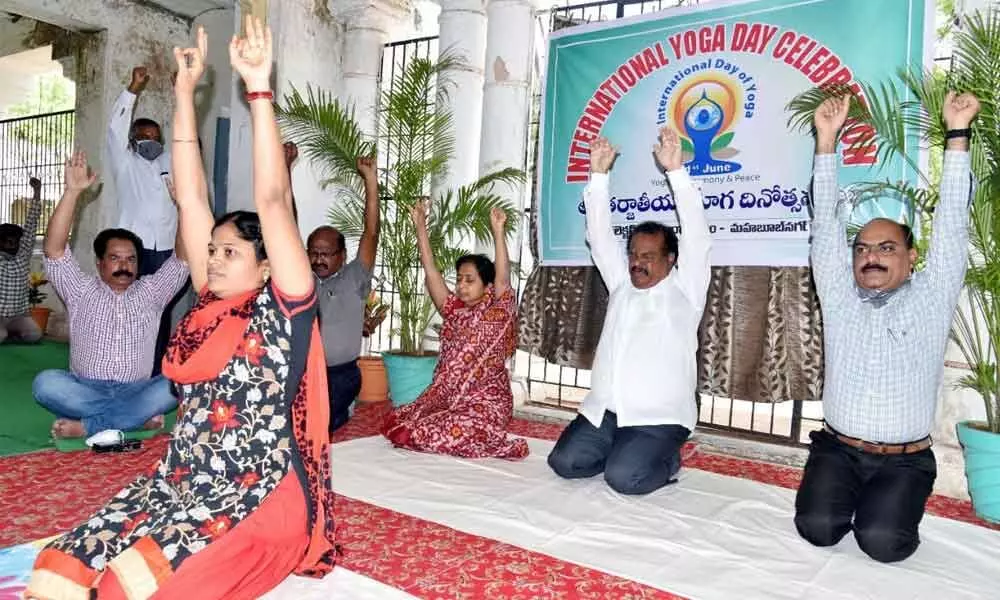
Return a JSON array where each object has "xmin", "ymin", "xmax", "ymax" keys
[
  {"xmin": 1, "ymin": 0, "xmax": 189, "ymax": 272},
  {"xmin": 192, "ymin": 7, "xmax": 236, "ymax": 212},
  {"xmin": 0, "ymin": 15, "xmax": 40, "ymax": 63}
]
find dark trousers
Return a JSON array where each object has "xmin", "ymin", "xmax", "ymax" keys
[
  {"xmin": 140, "ymin": 248, "xmax": 189, "ymax": 377},
  {"xmin": 547, "ymin": 411, "xmax": 689, "ymax": 495},
  {"xmin": 327, "ymin": 360, "xmax": 362, "ymax": 433},
  {"xmin": 794, "ymin": 429, "xmax": 936, "ymax": 563}
]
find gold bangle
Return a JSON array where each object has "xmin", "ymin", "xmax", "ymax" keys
[{"xmin": 172, "ymin": 139, "xmax": 198, "ymax": 143}]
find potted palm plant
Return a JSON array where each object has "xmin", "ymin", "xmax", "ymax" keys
[
  {"xmin": 28, "ymin": 271, "xmax": 50, "ymax": 334},
  {"xmin": 786, "ymin": 10, "xmax": 1000, "ymax": 523},
  {"xmin": 277, "ymin": 53, "xmax": 523, "ymax": 406}
]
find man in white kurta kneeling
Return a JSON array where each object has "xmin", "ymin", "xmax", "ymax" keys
[{"xmin": 548, "ymin": 128, "xmax": 712, "ymax": 495}]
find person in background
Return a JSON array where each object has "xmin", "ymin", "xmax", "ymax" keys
[
  {"xmin": 32, "ymin": 152, "xmax": 186, "ymax": 441},
  {"xmin": 381, "ymin": 203, "xmax": 528, "ymax": 460},
  {"xmin": 546, "ymin": 128, "xmax": 712, "ymax": 495},
  {"xmin": 110, "ymin": 65, "xmax": 175, "ymax": 275},
  {"xmin": 794, "ymin": 91, "xmax": 978, "ymax": 563},
  {"xmin": 0, "ymin": 176, "xmax": 44, "ymax": 344},
  {"xmin": 109, "ymin": 64, "xmax": 187, "ymax": 376},
  {"xmin": 309, "ymin": 156, "xmax": 380, "ymax": 433},
  {"xmin": 284, "ymin": 140, "xmax": 299, "ymax": 221}
]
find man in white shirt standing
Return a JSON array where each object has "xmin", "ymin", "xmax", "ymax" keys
[
  {"xmin": 548, "ymin": 128, "xmax": 712, "ymax": 495},
  {"xmin": 109, "ymin": 66, "xmax": 175, "ymax": 274},
  {"xmin": 108, "ymin": 65, "xmax": 184, "ymax": 375}
]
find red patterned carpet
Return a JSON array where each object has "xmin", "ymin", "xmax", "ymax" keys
[{"xmin": 0, "ymin": 402, "xmax": 994, "ymax": 599}]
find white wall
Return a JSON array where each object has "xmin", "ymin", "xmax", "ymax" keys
[
  {"xmin": 192, "ymin": 7, "xmax": 235, "ymax": 212},
  {"xmin": 388, "ymin": 0, "xmax": 440, "ymax": 40},
  {"xmin": 1, "ymin": 0, "xmax": 191, "ymax": 271},
  {"xmin": 225, "ymin": 0, "xmax": 346, "ymax": 243}
]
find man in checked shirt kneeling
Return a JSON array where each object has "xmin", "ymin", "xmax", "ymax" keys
[
  {"xmin": 795, "ymin": 91, "xmax": 979, "ymax": 563},
  {"xmin": 32, "ymin": 152, "xmax": 187, "ymax": 442}
]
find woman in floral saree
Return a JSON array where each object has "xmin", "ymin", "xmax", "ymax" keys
[
  {"xmin": 26, "ymin": 19, "xmax": 335, "ymax": 600},
  {"xmin": 381, "ymin": 202, "xmax": 528, "ymax": 460}
]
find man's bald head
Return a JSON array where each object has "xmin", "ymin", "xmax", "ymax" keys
[{"xmin": 307, "ymin": 226, "xmax": 347, "ymax": 278}]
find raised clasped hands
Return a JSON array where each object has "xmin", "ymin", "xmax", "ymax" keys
[
  {"xmin": 589, "ymin": 137, "xmax": 617, "ymax": 175},
  {"xmin": 490, "ymin": 207, "xmax": 507, "ymax": 233},
  {"xmin": 173, "ymin": 26, "xmax": 208, "ymax": 94},
  {"xmin": 230, "ymin": 16, "xmax": 273, "ymax": 92},
  {"xmin": 653, "ymin": 127, "xmax": 683, "ymax": 172},
  {"xmin": 410, "ymin": 197, "xmax": 430, "ymax": 231},
  {"xmin": 942, "ymin": 91, "xmax": 980, "ymax": 130},
  {"xmin": 813, "ymin": 94, "xmax": 851, "ymax": 140},
  {"xmin": 356, "ymin": 155, "xmax": 377, "ymax": 181}
]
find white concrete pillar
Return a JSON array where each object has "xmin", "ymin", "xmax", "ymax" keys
[
  {"xmin": 475, "ymin": 0, "xmax": 536, "ymax": 254},
  {"xmin": 339, "ymin": 1, "xmax": 411, "ymax": 136},
  {"xmin": 228, "ymin": 0, "xmax": 342, "ymax": 239},
  {"xmin": 433, "ymin": 0, "xmax": 487, "ymax": 199}
]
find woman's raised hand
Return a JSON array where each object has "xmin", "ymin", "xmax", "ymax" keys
[
  {"xmin": 410, "ymin": 197, "xmax": 430, "ymax": 231},
  {"xmin": 229, "ymin": 15, "xmax": 273, "ymax": 92},
  {"xmin": 173, "ymin": 25, "xmax": 208, "ymax": 94}
]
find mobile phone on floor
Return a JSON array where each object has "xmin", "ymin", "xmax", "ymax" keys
[{"xmin": 93, "ymin": 439, "xmax": 142, "ymax": 453}]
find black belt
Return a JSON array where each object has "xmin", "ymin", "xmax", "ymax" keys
[{"xmin": 327, "ymin": 359, "xmax": 359, "ymax": 373}]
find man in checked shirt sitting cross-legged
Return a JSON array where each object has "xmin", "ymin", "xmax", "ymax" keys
[
  {"xmin": 795, "ymin": 91, "xmax": 979, "ymax": 563},
  {"xmin": 32, "ymin": 151, "xmax": 188, "ymax": 442}
]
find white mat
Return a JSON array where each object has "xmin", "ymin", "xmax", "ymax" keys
[
  {"xmin": 332, "ymin": 436, "xmax": 1000, "ymax": 600},
  {"xmin": 263, "ymin": 567, "xmax": 418, "ymax": 599}
]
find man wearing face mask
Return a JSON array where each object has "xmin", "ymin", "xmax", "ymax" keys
[
  {"xmin": 547, "ymin": 127, "xmax": 712, "ymax": 495},
  {"xmin": 109, "ymin": 66, "xmax": 185, "ymax": 376},
  {"xmin": 32, "ymin": 152, "xmax": 188, "ymax": 443},
  {"xmin": 110, "ymin": 66, "xmax": 175, "ymax": 275},
  {"xmin": 793, "ymin": 92, "xmax": 978, "ymax": 563},
  {"xmin": 308, "ymin": 156, "xmax": 380, "ymax": 434}
]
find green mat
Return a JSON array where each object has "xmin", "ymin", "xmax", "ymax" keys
[
  {"xmin": 0, "ymin": 341, "xmax": 70, "ymax": 456},
  {"xmin": 0, "ymin": 341, "xmax": 174, "ymax": 456}
]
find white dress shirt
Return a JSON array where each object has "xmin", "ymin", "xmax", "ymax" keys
[
  {"xmin": 579, "ymin": 168, "xmax": 712, "ymax": 431},
  {"xmin": 107, "ymin": 89, "xmax": 176, "ymax": 251}
]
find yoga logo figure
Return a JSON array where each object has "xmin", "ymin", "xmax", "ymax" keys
[{"xmin": 665, "ymin": 74, "xmax": 744, "ymax": 176}]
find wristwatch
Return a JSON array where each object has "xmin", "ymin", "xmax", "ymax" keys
[{"xmin": 945, "ymin": 128, "xmax": 972, "ymax": 140}]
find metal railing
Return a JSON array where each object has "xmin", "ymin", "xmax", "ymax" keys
[
  {"xmin": 0, "ymin": 110, "xmax": 75, "ymax": 236},
  {"xmin": 365, "ymin": 36, "xmax": 442, "ymax": 354}
]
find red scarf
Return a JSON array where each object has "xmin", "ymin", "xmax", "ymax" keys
[{"xmin": 163, "ymin": 287, "xmax": 337, "ymax": 577}]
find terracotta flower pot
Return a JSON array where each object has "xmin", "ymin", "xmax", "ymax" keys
[
  {"xmin": 30, "ymin": 306, "xmax": 51, "ymax": 335},
  {"xmin": 358, "ymin": 355, "xmax": 389, "ymax": 403}
]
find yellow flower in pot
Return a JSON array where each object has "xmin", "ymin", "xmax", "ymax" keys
[
  {"xmin": 357, "ymin": 291, "xmax": 391, "ymax": 403},
  {"xmin": 28, "ymin": 271, "xmax": 51, "ymax": 334}
]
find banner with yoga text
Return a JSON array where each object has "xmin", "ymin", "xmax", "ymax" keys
[{"xmin": 536, "ymin": 0, "xmax": 932, "ymax": 266}]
